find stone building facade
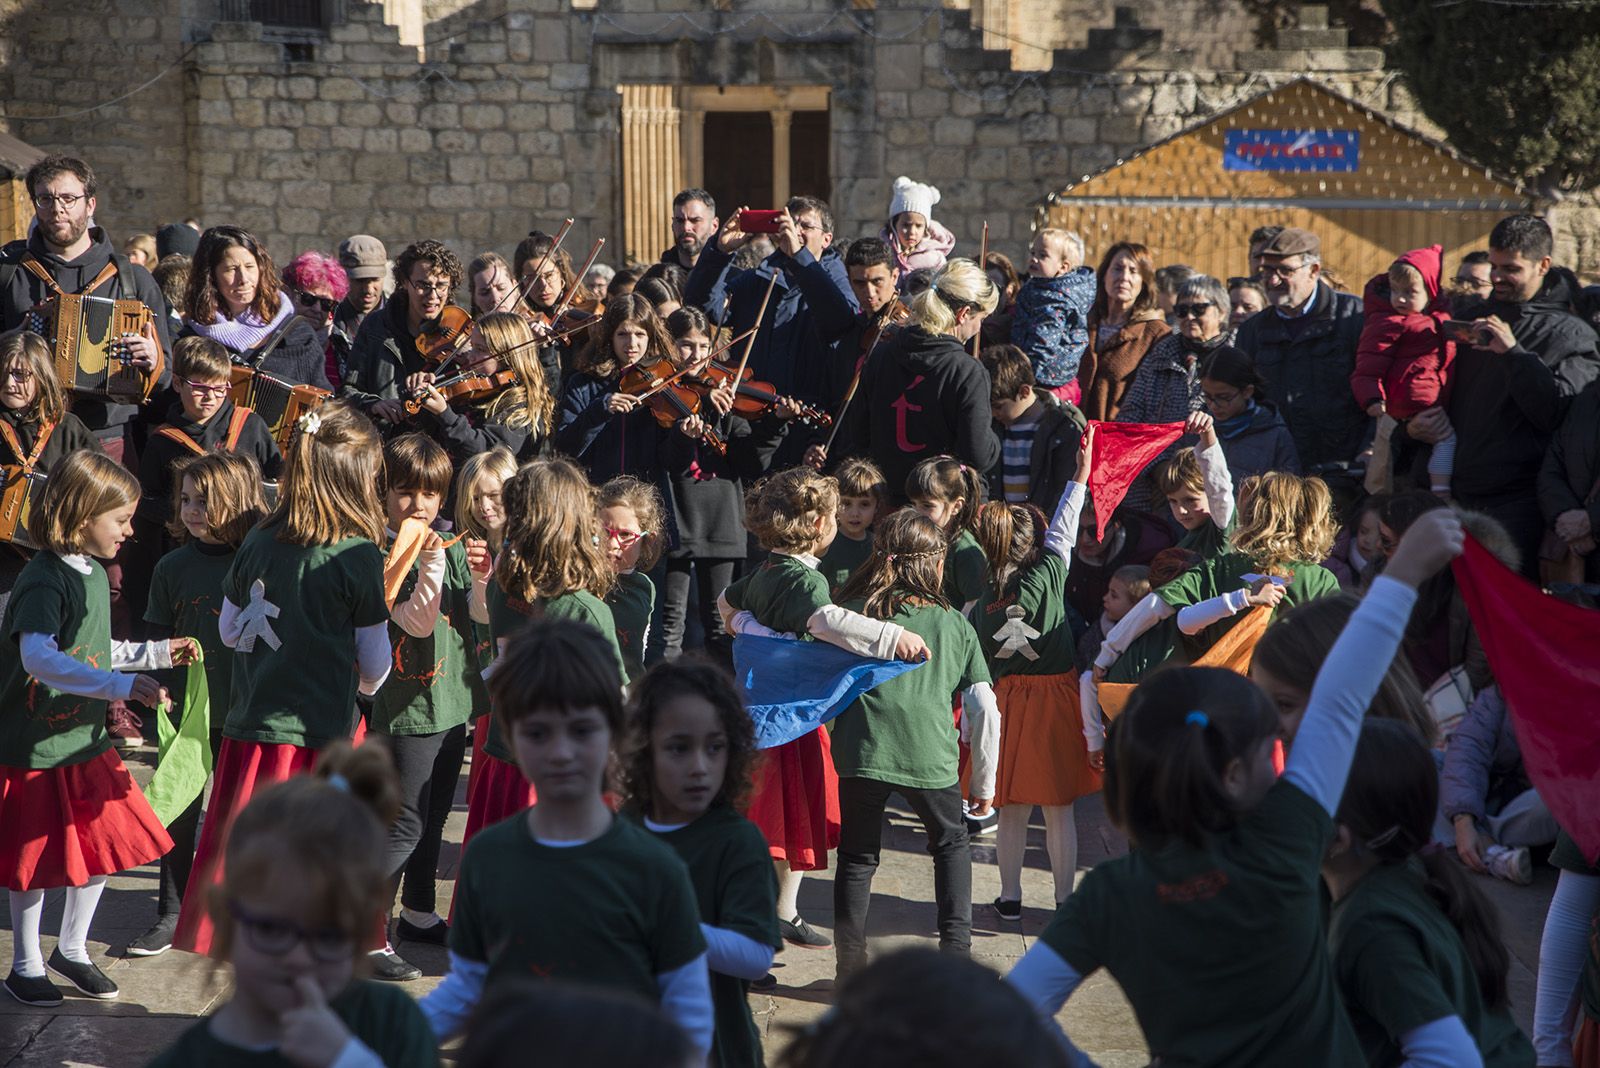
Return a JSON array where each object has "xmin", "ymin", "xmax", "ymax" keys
[{"xmin": 1, "ymin": 0, "xmax": 1595, "ymax": 278}]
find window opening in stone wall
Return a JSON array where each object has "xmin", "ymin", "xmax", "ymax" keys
[
  {"xmin": 241, "ymin": 0, "xmax": 325, "ymax": 28},
  {"xmin": 703, "ymin": 112, "xmax": 774, "ymax": 220},
  {"xmin": 789, "ymin": 110, "xmax": 831, "ymax": 205}
]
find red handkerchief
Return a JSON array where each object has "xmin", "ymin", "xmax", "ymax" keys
[
  {"xmin": 1085, "ymin": 420, "xmax": 1186, "ymax": 540},
  {"xmin": 1452, "ymin": 536, "xmax": 1600, "ymax": 863}
]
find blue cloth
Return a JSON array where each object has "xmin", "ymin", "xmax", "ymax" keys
[{"xmin": 733, "ymin": 635, "xmax": 923, "ymax": 749}]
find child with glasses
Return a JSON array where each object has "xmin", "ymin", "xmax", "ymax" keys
[
  {"xmin": 149, "ymin": 742, "xmax": 438, "ymax": 1068},
  {"xmin": 597, "ymin": 475, "xmax": 666, "ymax": 684}
]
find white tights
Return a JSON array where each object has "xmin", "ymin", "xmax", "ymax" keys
[
  {"xmin": 1534, "ymin": 870, "xmax": 1600, "ymax": 1066},
  {"xmin": 775, "ymin": 860, "xmax": 804, "ymax": 922},
  {"xmin": 996, "ymin": 804, "xmax": 1077, "ymax": 905},
  {"xmin": 8, "ymin": 877, "xmax": 108, "ymax": 977}
]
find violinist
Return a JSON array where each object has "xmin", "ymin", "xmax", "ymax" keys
[
  {"xmin": 553, "ymin": 294, "xmax": 670, "ymax": 486},
  {"xmin": 657, "ymin": 307, "xmax": 796, "ymax": 663},
  {"xmin": 823, "ymin": 237, "xmax": 910, "ymax": 413},
  {"xmin": 342, "ymin": 239, "xmax": 464, "ymax": 428},
  {"xmin": 512, "ymin": 231, "xmax": 596, "ymax": 390},
  {"xmin": 467, "ymin": 252, "xmax": 518, "ymax": 318},
  {"xmin": 403, "ymin": 310, "xmax": 554, "ymax": 464}
]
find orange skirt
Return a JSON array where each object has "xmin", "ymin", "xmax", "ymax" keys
[
  {"xmin": 174, "ymin": 738, "xmax": 318, "ymax": 956},
  {"xmin": 0, "ymin": 748, "xmax": 173, "ymax": 892},
  {"xmin": 995, "ymin": 672, "xmax": 1101, "ymax": 807},
  {"xmin": 746, "ymin": 729, "xmax": 840, "ymax": 872}
]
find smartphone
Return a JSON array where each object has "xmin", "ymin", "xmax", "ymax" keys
[
  {"xmin": 1441, "ymin": 319, "xmax": 1483, "ymax": 344},
  {"xmin": 738, "ymin": 209, "xmax": 784, "ymax": 234}
]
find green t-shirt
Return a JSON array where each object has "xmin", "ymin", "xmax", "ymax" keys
[
  {"xmin": 644, "ymin": 804, "xmax": 780, "ymax": 1068},
  {"xmin": 145, "ymin": 979, "xmax": 438, "ymax": 1068},
  {"xmin": 1177, "ymin": 515, "xmax": 1232, "ymax": 559},
  {"xmin": 1330, "ymin": 859, "xmax": 1534, "ymax": 1068},
  {"xmin": 606, "ymin": 570, "xmax": 655, "ymax": 684},
  {"xmin": 943, "ymin": 527, "xmax": 988, "ymax": 611},
  {"xmin": 817, "ymin": 531, "xmax": 873, "ymax": 596},
  {"xmin": 1103, "ymin": 617, "xmax": 1184, "ymax": 684},
  {"xmin": 830, "ymin": 599, "xmax": 989, "ymax": 789},
  {"xmin": 0, "ymin": 553, "xmax": 113, "ymax": 769},
  {"xmin": 145, "ymin": 541, "xmax": 237, "ymax": 723},
  {"xmin": 372, "ymin": 540, "xmax": 484, "ymax": 737},
  {"xmin": 221, "ymin": 527, "xmax": 388, "ymax": 748},
  {"xmin": 483, "ymin": 583, "xmax": 625, "ymax": 762},
  {"xmin": 452, "ymin": 811, "xmax": 706, "ymax": 1002},
  {"xmin": 1157, "ymin": 550, "xmax": 1341, "ymax": 651},
  {"xmin": 976, "ymin": 554, "xmax": 1075, "ymax": 678},
  {"xmin": 1041, "ymin": 780, "xmax": 1364, "ymax": 1067},
  {"xmin": 722, "ymin": 553, "xmax": 831, "ymax": 635}
]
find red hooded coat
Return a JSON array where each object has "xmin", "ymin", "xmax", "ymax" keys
[{"xmin": 1349, "ymin": 244, "xmax": 1454, "ymax": 419}]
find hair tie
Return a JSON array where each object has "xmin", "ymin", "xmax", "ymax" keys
[
  {"xmin": 1185, "ymin": 711, "xmax": 1209, "ymax": 728},
  {"xmin": 884, "ymin": 552, "xmax": 897, "ymax": 563},
  {"xmin": 326, "ymin": 773, "xmax": 350, "ymax": 793},
  {"xmin": 933, "ymin": 287, "xmax": 973, "ymax": 313},
  {"xmin": 296, "ymin": 410, "xmax": 322, "ymax": 437}
]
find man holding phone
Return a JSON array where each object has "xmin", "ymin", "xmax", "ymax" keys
[
  {"xmin": 1407, "ymin": 214, "xmax": 1599, "ymax": 575},
  {"xmin": 683, "ymin": 196, "xmax": 858, "ymax": 466}
]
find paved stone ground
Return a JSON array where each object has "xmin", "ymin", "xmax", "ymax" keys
[{"xmin": 0, "ymin": 743, "xmax": 1554, "ymax": 1066}]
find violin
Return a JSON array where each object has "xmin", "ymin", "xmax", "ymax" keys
[
  {"xmin": 688, "ymin": 361, "xmax": 832, "ymax": 428},
  {"xmin": 403, "ymin": 366, "xmax": 518, "ymax": 417},
  {"xmin": 617, "ymin": 356, "xmax": 726, "ymax": 455},
  {"xmin": 415, "ymin": 306, "xmax": 475, "ymax": 366},
  {"xmin": 860, "ymin": 297, "xmax": 911, "ymax": 355}
]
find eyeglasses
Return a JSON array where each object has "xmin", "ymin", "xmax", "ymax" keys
[
  {"xmin": 296, "ymin": 291, "xmax": 337, "ymax": 313},
  {"xmin": 604, "ymin": 525, "xmax": 650, "ymax": 548},
  {"xmin": 181, "ymin": 378, "xmax": 231, "ymax": 398},
  {"xmin": 5, "ymin": 368, "xmax": 34, "ymax": 384},
  {"xmin": 33, "ymin": 193, "xmax": 86, "ymax": 209},
  {"xmin": 1203, "ymin": 388, "xmax": 1243, "ymax": 407},
  {"xmin": 1454, "ymin": 276, "xmax": 1493, "ymax": 292},
  {"xmin": 1174, "ymin": 302, "xmax": 1215, "ymax": 319},
  {"xmin": 228, "ymin": 901, "xmax": 353, "ymax": 963},
  {"xmin": 408, "ymin": 279, "xmax": 452, "ymax": 295},
  {"xmin": 795, "ymin": 220, "xmax": 824, "ymax": 234},
  {"xmin": 1257, "ymin": 261, "xmax": 1311, "ymax": 281}
]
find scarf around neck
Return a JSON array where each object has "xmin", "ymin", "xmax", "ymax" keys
[{"xmin": 188, "ymin": 290, "xmax": 295, "ymax": 354}]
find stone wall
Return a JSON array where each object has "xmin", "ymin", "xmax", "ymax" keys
[{"xmin": 1, "ymin": 0, "xmax": 1595, "ymax": 279}]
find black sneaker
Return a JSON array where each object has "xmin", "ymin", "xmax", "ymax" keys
[
  {"xmin": 368, "ymin": 948, "xmax": 422, "ymax": 982},
  {"xmin": 3, "ymin": 971, "xmax": 63, "ymax": 1007},
  {"xmin": 45, "ymin": 949, "xmax": 118, "ymax": 999},
  {"xmin": 126, "ymin": 916, "xmax": 178, "ymax": 957},
  {"xmin": 749, "ymin": 972, "xmax": 777, "ymax": 992},
  {"xmin": 964, "ymin": 808, "xmax": 997, "ymax": 836},
  {"xmin": 396, "ymin": 916, "xmax": 450, "ymax": 947},
  {"xmin": 779, "ymin": 915, "xmax": 832, "ymax": 949},
  {"xmin": 992, "ymin": 897, "xmax": 1023, "ymax": 922}
]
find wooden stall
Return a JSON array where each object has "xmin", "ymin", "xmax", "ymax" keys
[
  {"xmin": 0, "ymin": 131, "xmax": 45, "ymax": 246},
  {"xmin": 1036, "ymin": 79, "xmax": 1530, "ymax": 286}
]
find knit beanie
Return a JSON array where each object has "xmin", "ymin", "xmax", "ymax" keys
[{"xmin": 888, "ymin": 176, "xmax": 940, "ymax": 222}]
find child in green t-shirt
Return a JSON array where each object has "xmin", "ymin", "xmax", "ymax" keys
[
  {"xmin": 1324, "ymin": 719, "xmax": 1535, "ymax": 1068},
  {"xmin": 905, "ymin": 455, "xmax": 988, "ymax": 614},
  {"xmin": 174, "ymin": 400, "xmax": 392, "ymax": 958},
  {"xmin": 1151, "ymin": 410, "xmax": 1234, "ymax": 559},
  {"xmin": 1005, "ymin": 508, "xmax": 1467, "ymax": 1065},
  {"xmin": 129, "ymin": 451, "xmax": 267, "ymax": 960},
  {"xmin": 148, "ymin": 743, "xmax": 438, "ymax": 1068},
  {"xmin": 817, "ymin": 457, "xmax": 887, "ymax": 596},
  {"xmin": 829, "ymin": 507, "xmax": 996, "ymax": 982},
  {"xmin": 0, "ymin": 451, "xmax": 199, "ymax": 1007},
  {"xmin": 369, "ymin": 434, "xmax": 488, "ymax": 983},
  {"xmin": 598, "ymin": 475, "xmax": 666, "ymax": 684},
  {"xmin": 421, "ymin": 620, "xmax": 712, "ymax": 1058},
  {"xmin": 625, "ymin": 661, "xmax": 781, "ymax": 1068}
]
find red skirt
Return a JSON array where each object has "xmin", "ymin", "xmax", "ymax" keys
[
  {"xmin": 461, "ymin": 752, "xmax": 534, "ymax": 853},
  {"xmin": 745, "ymin": 728, "xmax": 839, "ymax": 872},
  {"xmin": 174, "ymin": 738, "xmax": 317, "ymax": 957},
  {"xmin": 462, "ymin": 716, "xmax": 490, "ymax": 809},
  {"xmin": 995, "ymin": 673, "xmax": 1101, "ymax": 807},
  {"xmin": 1576, "ymin": 1014, "xmax": 1600, "ymax": 1068},
  {"xmin": 0, "ymin": 748, "xmax": 173, "ymax": 892}
]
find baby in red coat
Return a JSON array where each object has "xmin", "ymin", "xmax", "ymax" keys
[{"xmin": 1350, "ymin": 244, "xmax": 1455, "ymax": 496}]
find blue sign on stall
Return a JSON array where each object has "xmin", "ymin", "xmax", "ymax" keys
[{"xmin": 1224, "ymin": 129, "xmax": 1360, "ymax": 172}]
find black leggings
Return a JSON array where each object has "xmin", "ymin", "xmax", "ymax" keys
[
  {"xmin": 659, "ymin": 554, "xmax": 736, "ymax": 659},
  {"xmin": 379, "ymin": 725, "xmax": 469, "ymax": 915}
]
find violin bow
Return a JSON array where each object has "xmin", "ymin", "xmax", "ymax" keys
[
  {"xmin": 970, "ymin": 220, "xmax": 988, "ymax": 358},
  {"xmin": 432, "ymin": 218, "xmax": 576, "ymax": 381},
  {"xmin": 731, "ymin": 270, "xmax": 779, "ymax": 382},
  {"xmin": 627, "ymin": 327, "xmax": 756, "ymax": 403},
  {"xmin": 824, "ymin": 302, "xmax": 894, "ymax": 454},
  {"xmin": 548, "ymin": 238, "xmax": 606, "ymax": 325}
]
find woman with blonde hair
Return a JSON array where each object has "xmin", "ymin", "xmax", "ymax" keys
[
  {"xmin": 405, "ymin": 310, "xmax": 554, "ymax": 463},
  {"xmin": 822, "ymin": 258, "xmax": 1001, "ymax": 504}
]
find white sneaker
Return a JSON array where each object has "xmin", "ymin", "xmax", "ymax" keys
[{"xmin": 1484, "ymin": 845, "xmax": 1532, "ymax": 886}]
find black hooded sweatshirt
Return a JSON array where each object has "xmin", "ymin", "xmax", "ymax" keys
[
  {"xmin": 833, "ymin": 325, "xmax": 1000, "ymax": 503},
  {"xmin": 1441, "ymin": 269, "xmax": 1600, "ymax": 503},
  {"xmin": 0, "ymin": 227, "xmax": 173, "ymax": 435}
]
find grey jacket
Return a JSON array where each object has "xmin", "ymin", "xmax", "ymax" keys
[{"xmin": 1438, "ymin": 686, "xmax": 1531, "ymax": 826}]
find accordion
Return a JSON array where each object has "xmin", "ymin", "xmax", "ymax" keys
[
  {"xmin": 31, "ymin": 293, "xmax": 164, "ymax": 405},
  {"xmin": 229, "ymin": 366, "xmax": 331, "ymax": 451},
  {"xmin": 0, "ymin": 466, "xmax": 45, "ymax": 549}
]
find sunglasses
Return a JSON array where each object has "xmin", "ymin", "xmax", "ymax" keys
[
  {"xmin": 296, "ymin": 291, "xmax": 337, "ymax": 313},
  {"xmin": 228, "ymin": 900, "xmax": 352, "ymax": 963},
  {"xmin": 1174, "ymin": 302, "xmax": 1215, "ymax": 319}
]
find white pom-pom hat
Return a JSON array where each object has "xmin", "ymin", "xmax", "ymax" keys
[{"xmin": 889, "ymin": 176, "xmax": 940, "ymax": 222}]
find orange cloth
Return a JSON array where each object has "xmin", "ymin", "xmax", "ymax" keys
[
  {"xmin": 382, "ymin": 517, "xmax": 432, "ymax": 608},
  {"xmin": 1099, "ymin": 606, "xmax": 1271, "ymax": 721}
]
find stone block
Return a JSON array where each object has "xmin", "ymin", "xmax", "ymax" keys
[
  {"xmin": 197, "ymin": 99, "xmax": 233, "ymax": 126},
  {"xmin": 507, "ymin": 102, "xmax": 549, "ymax": 128},
  {"xmin": 330, "ymin": 126, "xmax": 365, "ymax": 150},
  {"xmin": 398, "ymin": 128, "xmax": 433, "ymax": 153},
  {"xmin": 457, "ymin": 41, "xmax": 509, "ymax": 65},
  {"xmin": 876, "ymin": 92, "xmax": 910, "ymax": 119},
  {"xmin": 1020, "ymin": 113, "xmax": 1059, "ymax": 143},
  {"xmin": 933, "ymin": 116, "xmax": 975, "ymax": 145},
  {"xmin": 532, "ymin": 17, "xmax": 568, "ymax": 62},
  {"xmin": 449, "ymin": 156, "xmax": 487, "ymax": 184},
  {"xmin": 318, "ymin": 78, "xmax": 365, "ymax": 102},
  {"xmin": 266, "ymin": 100, "xmax": 303, "ymax": 126},
  {"xmin": 227, "ymin": 178, "xmax": 277, "ymax": 207},
  {"xmin": 1113, "ymin": 84, "xmax": 1153, "ymax": 112},
  {"xmin": 886, "ymin": 119, "xmax": 930, "ymax": 147},
  {"xmin": 924, "ymin": 147, "xmax": 968, "ymax": 181},
  {"xmin": 975, "ymin": 121, "xmax": 1020, "ymax": 148},
  {"xmin": 488, "ymin": 156, "xmax": 530, "ymax": 182},
  {"xmin": 410, "ymin": 155, "xmax": 449, "ymax": 185},
  {"xmin": 875, "ymin": 44, "xmax": 924, "ymax": 92},
  {"xmin": 479, "ymin": 131, "xmax": 515, "ymax": 156},
  {"xmin": 969, "ymin": 147, "xmax": 1008, "ymax": 181},
  {"xmin": 315, "ymin": 152, "xmax": 350, "ymax": 181},
  {"xmin": 518, "ymin": 130, "xmax": 562, "ymax": 156},
  {"xmin": 910, "ymin": 88, "xmax": 950, "ymax": 118},
  {"xmin": 284, "ymin": 76, "xmax": 317, "ymax": 101},
  {"xmin": 419, "ymin": 102, "xmax": 460, "ymax": 127},
  {"xmin": 1059, "ymin": 116, "xmax": 1097, "ymax": 145},
  {"xmin": 1077, "ymin": 85, "xmax": 1114, "ymax": 116},
  {"xmin": 362, "ymin": 127, "xmax": 398, "ymax": 153},
  {"xmin": 328, "ymin": 23, "xmax": 371, "ymax": 44},
  {"xmin": 1276, "ymin": 27, "xmax": 1348, "ymax": 49},
  {"xmin": 951, "ymin": 92, "xmax": 982, "ymax": 118},
  {"xmin": 1097, "ymin": 114, "xmax": 1142, "ymax": 144},
  {"xmin": 1070, "ymin": 144, "xmax": 1116, "ymax": 176},
  {"xmin": 550, "ymin": 63, "xmax": 588, "ymax": 91},
  {"xmin": 1142, "ymin": 113, "xmax": 1185, "ymax": 141},
  {"xmin": 340, "ymin": 101, "xmax": 383, "ymax": 128},
  {"xmin": 212, "ymin": 21, "xmax": 265, "ymax": 43},
  {"xmin": 462, "ymin": 104, "xmax": 505, "ymax": 130},
  {"xmin": 548, "ymin": 103, "xmax": 576, "ymax": 132},
  {"xmin": 530, "ymin": 156, "xmax": 564, "ymax": 181},
  {"xmin": 254, "ymin": 128, "xmax": 294, "ymax": 151},
  {"xmin": 435, "ymin": 129, "xmax": 476, "ymax": 154},
  {"xmin": 547, "ymin": 182, "xmax": 572, "ymax": 210}
]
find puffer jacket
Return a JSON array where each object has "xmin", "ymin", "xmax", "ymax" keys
[
  {"xmin": 1010, "ymin": 266, "xmax": 1096, "ymax": 388},
  {"xmin": 1349, "ymin": 245, "xmax": 1453, "ymax": 420},
  {"xmin": 1233, "ymin": 279, "xmax": 1366, "ymax": 470}
]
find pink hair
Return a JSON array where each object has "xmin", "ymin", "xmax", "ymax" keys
[{"xmin": 283, "ymin": 251, "xmax": 350, "ymax": 301}]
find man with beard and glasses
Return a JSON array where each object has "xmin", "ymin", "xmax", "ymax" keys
[
  {"xmin": 0, "ymin": 155, "xmax": 171, "ymax": 461},
  {"xmin": 662, "ymin": 188, "xmax": 720, "ymax": 272}
]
